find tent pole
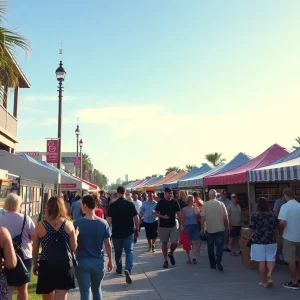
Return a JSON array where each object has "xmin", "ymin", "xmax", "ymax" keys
[{"xmin": 247, "ymin": 181, "xmax": 251, "ymax": 220}]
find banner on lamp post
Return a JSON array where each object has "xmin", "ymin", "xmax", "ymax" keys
[
  {"xmin": 84, "ymin": 170, "xmax": 89, "ymax": 180},
  {"xmin": 74, "ymin": 156, "xmax": 81, "ymax": 167},
  {"xmin": 46, "ymin": 139, "xmax": 59, "ymax": 163}
]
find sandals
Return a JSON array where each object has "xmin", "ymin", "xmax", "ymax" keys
[
  {"xmin": 192, "ymin": 258, "xmax": 197, "ymax": 264},
  {"xmin": 266, "ymin": 275, "xmax": 274, "ymax": 288},
  {"xmin": 187, "ymin": 260, "xmax": 192, "ymax": 264},
  {"xmin": 230, "ymin": 252, "xmax": 238, "ymax": 256},
  {"xmin": 258, "ymin": 282, "xmax": 267, "ymax": 288}
]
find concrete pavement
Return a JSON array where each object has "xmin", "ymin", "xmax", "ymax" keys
[{"xmin": 69, "ymin": 230, "xmax": 300, "ymax": 299}]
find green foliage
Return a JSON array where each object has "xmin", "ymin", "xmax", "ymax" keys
[
  {"xmin": 292, "ymin": 136, "xmax": 300, "ymax": 150},
  {"xmin": 165, "ymin": 166, "xmax": 181, "ymax": 175},
  {"xmin": 205, "ymin": 153, "xmax": 226, "ymax": 166},
  {"xmin": 186, "ymin": 164, "xmax": 197, "ymax": 172}
]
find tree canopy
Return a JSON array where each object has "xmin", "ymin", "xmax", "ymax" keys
[{"xmin": 205, "ymin": 153, "xmax": 226, "ymax": 166}]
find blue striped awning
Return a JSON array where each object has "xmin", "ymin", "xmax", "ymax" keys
[{"xmin": 248, "ymin": 157, "xmax": 300, "ymax": 182}]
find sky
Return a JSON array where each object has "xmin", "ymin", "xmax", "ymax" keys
[{"xmin": 5, "ymin": 0, "xmax": 300, "ymax": 183}]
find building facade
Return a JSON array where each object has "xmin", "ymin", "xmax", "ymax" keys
[{"xmin": 0, "ymin": 51, "xmax": 30, "ymax": 153}]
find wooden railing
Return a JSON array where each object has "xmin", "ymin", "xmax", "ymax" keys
[{"xmin": 0, "ymin": 105, "xmax": 17, "ymax": 139}]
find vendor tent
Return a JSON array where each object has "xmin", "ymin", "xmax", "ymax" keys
[
  {"xmin": 134, "ymin": 176, "xmax": 163, "ymax": 191},
  {"xmin": 248, "ymin": 156, "xmax": 300, "ymax": 182},
  {"xmin": 166, "ymin": 164, "xmax": 212, "ymax": 189},
  {"xmin": 204, "ymin": 144, "xmax": 289, "ymax": 185},
  {"xmin": 155, "ymin": 170, "xmax": 187, "ymax": 190},
  {"xmin": 180, "ymin": 163, "xmax": 225, "ymax": 188},
  {"xmin": 269, "ymin": 148, "xmax": 300, "ymax": 165},
  {"xmin": 202, "ymin": 152, "xmax": 251, "ymax": 186},
  {"xmin": 143, "ymin": 172, "xmax": 176, "ymax": 191},
  {"xmin": 0, "ymin": 150, "xmax": 87, "ymax": 190}
]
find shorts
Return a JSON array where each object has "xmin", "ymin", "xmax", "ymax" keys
[
  {"xmin": 230, "ymin": 226, "xmax": 241, "ymax": 238},
  {"xmin": 36, "ymin": 260, "xmax": 75, "ymax": 294},
  {"xmin": 23, "ymin": 259, "xmax": 33, "ymax": 281},
  {"xmin": 250, "ymin": 243, "xmax": 277, "ymax": 262},
  {"xmin": 185, "ymin": 224, "xmax": 200, "ymax": 241},
  {"xmin": 283, "ymin": 239, "xmax": 300, "ymax": 263},
  {"xmin": 144, "ymin": 221, "xmax": 158, "ymax": 239},
  {"xmin": 159, "ymin": 225, "xmax": 179, "ymax": 243}
]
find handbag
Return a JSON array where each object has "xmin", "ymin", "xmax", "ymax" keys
[{"xmin": 4, "ymin": 215, "xmax": 30, "ymax": 287}]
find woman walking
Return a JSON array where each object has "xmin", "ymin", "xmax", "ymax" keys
[
  {"xmin": 140, "ymin": 191, "xmax": 158, "ymax": 252},
  {"xmin": 74, "ymin": 194, "xmax": 113, "ymax": 300},
  {"xmin": 0, "ymin": 226, "xmax": 17, "ymax": 300},
  {"xmin": 0, "ymin": 193, "xmax": 35, "ymax": 300},
  {"xmin": 249, "ymin": 197, "xmax": 279, "ymax": 288},
  {"xmin": 181, "ymin": 195, "xmax": 201, "ymax": 264},
  {"xmin": 32, "ymin": 196, "xmax": 78, "ymax": 300}
]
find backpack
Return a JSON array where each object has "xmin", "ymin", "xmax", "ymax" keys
[{"xmin": 46, "ymin": 220, "xmax": 77, "ymax": 272}]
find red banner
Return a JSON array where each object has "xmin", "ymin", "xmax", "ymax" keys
[
  {"xmin": 46, "ymin": 140, "xmax": 59, "ymax": 163},
  {"xmin": 84, "ymin": 170, "xmax": 89, "ymax": 180},
  {"xmin": 61, "ymin": 183, "xmax": 77, "ymax": 189},
  {"xmin": 74, "ymin": 156, "xmax": 81, "ymax": 167}
]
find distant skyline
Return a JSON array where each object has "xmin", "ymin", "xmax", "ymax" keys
[{"xmin": 6, "ymin": 0, "xmax": 300, "ymax": 182}]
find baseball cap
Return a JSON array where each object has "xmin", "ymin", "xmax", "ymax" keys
[
  {"xmin": 221, "ymin": 189, "xmax": 227, "ymax": 195},
  {"xmin": 164, "ymin": 187, "xmax": 172, "ymax": 193},
  {"xmin": 230, "ymin": 193, "xmax": 237, "ymax": 198}
]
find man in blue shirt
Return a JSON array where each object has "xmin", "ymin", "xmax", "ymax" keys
[
  {"xmin": 71, "ymin": 195, "xmax": 82, "ymax": 220},
  {"xmin": 140, "ymin": 191, "xmax": 158, "ymax": 252},
  {"xmin": 217, "ymin": 190, "xmax": 231, "ymax": 252}
]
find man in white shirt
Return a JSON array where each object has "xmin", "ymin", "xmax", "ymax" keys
[
  {"xmin": 201, "ymin": 189, "xmax": 229, "ymax": 271},
  {"xmin": 132, "ymin": 193, "xmax": 142, "ymax": 214},
  {"xmin": 279, "ymin": 188, "xmax": 300, "ymax": 290},
  {"xmin": 125, "ymin": 189, "xmax": 133, "ymax": 201}
]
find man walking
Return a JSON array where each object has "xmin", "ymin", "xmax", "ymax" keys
[
  {"xmin": 278, "ymin": 188, "xmax": 300, "ymax": 289},
  {"xmin": 107, "ymin": 186, "xmax": 140, "ymax": 284},
  {"xmin": 201, "ymin": 189, "xmax": 229, "ymax": 271},
  {"xmin": 154, "ymin": 187, "xmax": 181, "ymax": 268}
]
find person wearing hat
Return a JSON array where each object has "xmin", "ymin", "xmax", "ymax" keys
[
  {"xmin": 217, "ymin": 189, "xmax": 231, "ymax": 252},
  {"xmin": 154, "ymin": 187, "xmax": 181, "ymax": 268},
  {"xmin": 227, "ymin": 194, "xmax": 242, "ymax": 256}
]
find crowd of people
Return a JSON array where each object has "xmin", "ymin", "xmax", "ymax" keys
[{"xmin": 0, "ymin": 186, "xmax": 299, "ymax": 299}]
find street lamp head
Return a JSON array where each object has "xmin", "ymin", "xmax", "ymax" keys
[
  {"xmin": 75, "ymin": 125, "xmax": 80, "ymax": 137},
  {"xmin": 55, "ymin": 61, "xmax": 66, "ymax": 81},
  {"xmin": 79, "ymin": 138, "xmax": 83, "ymax": 148}
]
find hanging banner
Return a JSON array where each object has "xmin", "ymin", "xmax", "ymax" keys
[
  {"xmin": 74, "ymin": 156, "xmax": 81, "ymax": 167},
  {"xmin": 84, "ymin": 170, "xmax": 89, "ymax": 180},
  {"xmin": 46, "ymin": 139, "xmax": 59, "ymax": 163}
]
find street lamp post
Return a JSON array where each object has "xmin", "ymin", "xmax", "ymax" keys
[
  {"xmin": 75, "ymin": 125, "xmax": 80, "ymax": 176},
  {"xmin": 55, "ymin": 61, "xmax": 66, "ymax": 194},
  {"xmin": 79, "ymin": 138, "xmax": 83, "ymax": 178}
]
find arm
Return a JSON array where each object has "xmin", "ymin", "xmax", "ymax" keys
[
  {"xmin": 106, "ymin": 216, "xmax": 112, "ymax": 225},
  {"xmin": 222, "ymin": 204, "xmax": 229, "ymax": 231},
  {"xmin": 200, "ymin": 216, "xmax": 206, "ymax": 235},
  {"xmin": 32, "ymin": 223, "xmax": 41, "ymax": 275},
  {"xmin": 104, "ymin": 238, "xmax": 113, "ymax": 272},
  {"xmin": 227, "ymin": 206, "xmax": 231, "ymax": 229},
  {"xmin": 1, "ymin": 227, "xmax": 17, "ymax": 269},
  {"xmin": 133, "ymin": 215, "xmax": 140, "ymax": 231},
  {"xmin": 180, "ymin": 208, "xmax": 185, "ymax": 230},
  {"xmin": 67, "ymin": 221, "xmax": 78, "ymax": 252},
  {"xmin": 278, "ymin": 205, "xmax": 287, "ymax": 234}
]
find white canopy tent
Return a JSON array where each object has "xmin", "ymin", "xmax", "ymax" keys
[{"xmin": 0, "ymin": 150, "xmax": 88, "ymax": 190}]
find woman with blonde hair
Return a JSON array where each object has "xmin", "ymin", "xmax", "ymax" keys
[
  {"xmin": 178, "ymin": 190, "xmax": 187, "ymax": 209},
  {"xmin": 32, "ymin": 196, "xmax": 78, "ymax": 300},
  {"xmin": 192, "ymin": 192, "xmax": 205, "ymax": 243},
  {"xmin": 0, "ymin": 193, "xmax": 35, "ymax": 300},
  {"xmin": 181, "ymin": 195, "xmax": 201, "ymax": 264}
]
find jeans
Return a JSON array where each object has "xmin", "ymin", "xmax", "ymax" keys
[
  {"xmin": 206, "ymin": 231, "xmax": 225, "ymax": 266},
  {"xmin": 112, "ymin": 234, "xmax": 134, "ymax": 273},
  {"xmin": 75, "ymin": 257, "xmax": 105, "ymax": 300}
]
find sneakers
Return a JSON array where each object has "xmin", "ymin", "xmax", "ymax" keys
[
  {"xmin": 283, "ymin": 281, "xmax": 299, "ymax": 290},
  {"xmin": 217, "ymin": 263, "xmax": 224, "ymax": 272},
  {"xmin": 124, "ymin": 270, "xmax": 132, "ymax": 284},
  {"xmin": 168, "ymin": 253, "xmax": 176, "ymax": 266},
  {"xmin": 163, "ymin": 261, "xmax": 169, "ymax": 268},
  {"xmin": 116, "ymin": 269, "xmax": 122, "ymax": 276}
]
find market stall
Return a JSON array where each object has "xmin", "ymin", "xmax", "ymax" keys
[
  {"xmin": 143, "ymin": 172, "xmax": 176, "ymax": 192},
  {"xmin": 155, "ymin": 170, "xmax": 187, "ymax": 191},
  {"xmin": 134, "ymin": 176, "xmax": 163, "ymax": 192}
]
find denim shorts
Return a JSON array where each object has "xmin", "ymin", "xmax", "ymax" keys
[
  {"xmin": 185, "ymin": 224, "xmax": 200, "ymax": 241},
  {"xmin": 250, "ymin": 243, "xmax": 277, "ymax": 262},
  {"xmin": 23, "ymin": 258, "xmax": 33, "ymax": 280}
]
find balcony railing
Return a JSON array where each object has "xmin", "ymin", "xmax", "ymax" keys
[{"xmin": 0, "ymin": 105, "xmax": 17, "ymax": 140}]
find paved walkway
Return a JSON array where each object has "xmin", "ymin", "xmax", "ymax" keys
[{"xmin": 69, "ymin": 230, "xmax": 299, "ymax": 300}]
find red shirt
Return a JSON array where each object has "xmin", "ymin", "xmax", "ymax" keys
[{"xmin": 95, "ymin": 208, "xmax": 104, "ymax": 218}]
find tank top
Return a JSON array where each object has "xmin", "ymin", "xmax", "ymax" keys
[
  {"xmin": 183, "ymin": 207, "xmax": 198, "ymax": 226},
  {"xmin": 40, "ymin": 220, "xmax": 69, "ymax": 261}
]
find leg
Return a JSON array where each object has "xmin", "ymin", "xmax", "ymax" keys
[
  {"xmin": 289, "ymin": 262, "xmax": 298, "ymax": 284},
  {"xmin": 123, "ymin": 234, "xmax": 134, "ymax": 273},
  {"xmin": 75, "ymin": 259, "xmax": 91, "ymax": 300},
  {"xmin": 169, "ymin": 225, "xmax": 179, "ymax": 254},
  {"xmin": 112, "ymin": 238, "xmax": 123, "ymax": 274},
  {"xmin": 206, "ymin": 232, "xmax": 216, "ymax": 268},
  {"xmin": 90, "ymin": 259, "xmax": 105, "ymax": 300},
  {"xmin": 54, "ymin": 290, "xmax": 68, "ymax": 300},
  {"xmin": 17, "ymin": 283, "xmax": 28, "ymax": 300},
  {"xmin": 169, "ymin": 242, "xmax": 177, "ymax": 254},
  {"xmin": 162, "ymin": 242, "xmax": 168, "ymax": 261},
  {"xmin": 258, "ymin": 262, "xmax": 267, "ymax": 287},
  {"xmin": 229, "ymin": 237, "xmax": 235, "ymax": 255},
  {"xmin": 42, "ymin": 294, "xmax": 54, "ymax": 300},
  {"xmin": 147, "ymin": 239, "xmax": 152, "ymax": 251},
  {"xmin": 186, "ymin": 250, "xmax": 191, "ymax": 263},
  {"xmin": 215, "ymin": 232, "xmax": 225, "ymax": 265}
]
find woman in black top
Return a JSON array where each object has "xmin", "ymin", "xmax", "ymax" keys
[{"xmin": 249, "ymin": 197, "xmax": 279, "ymax": 288}]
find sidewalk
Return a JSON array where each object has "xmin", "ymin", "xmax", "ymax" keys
[{"xmin": 69, "ymin": 230, "xmax": 300, "ymax": 299}]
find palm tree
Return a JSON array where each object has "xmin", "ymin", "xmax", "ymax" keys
[
  {"xmin": 0, "ymin": 2, "xmax": 30, "ymax": 99},
  {"xmin": 205, "ymin": 153, "xmax": 226, "ymax": 166},
  {"xmin": 292, "ymin": 136, "xmax": 300, "ymax": 150},
  {"xmin": 186, "ymin": 164, "xmax": 197, "ymax": 172},
  {"xmin": 82, "ymin": 153, "xmax": 93, "ymax": 175},
  {"xmin": 165, "ymin": 166, "xmax": 181, "ymax": 175}
]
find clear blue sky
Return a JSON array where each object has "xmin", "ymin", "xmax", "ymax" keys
[{"xmin": 6, "ymin": 0, "xmax": 300, "ymax": 182}]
